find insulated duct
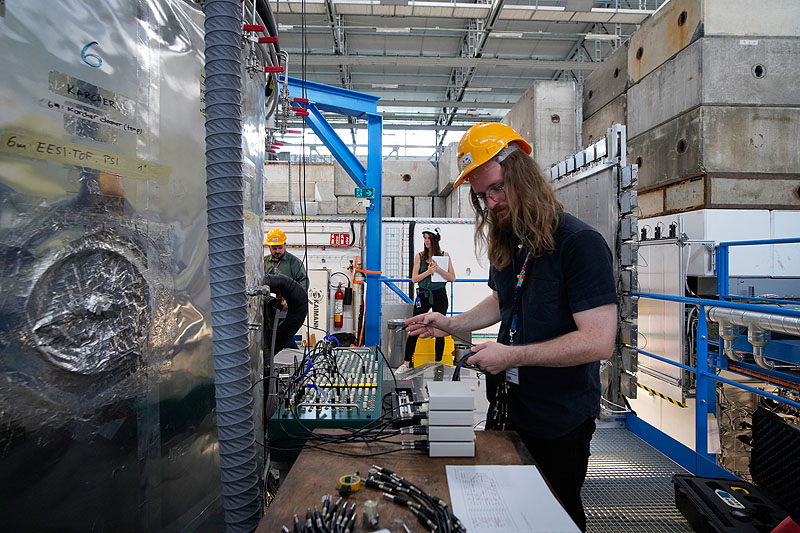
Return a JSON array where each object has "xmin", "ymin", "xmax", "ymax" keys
[
  {"xmin": 707, "ymin": 307, "xmax": 800, "ymax": 370},
  {"xmin": 205, "ymin": 0, "xmax": 261, "ymax": 530},
  {"xmin": 264, "ymin": 274, "xmax": 309, "ymax": 351}
]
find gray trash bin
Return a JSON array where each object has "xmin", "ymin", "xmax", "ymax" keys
[{"xmin": 386, "ymin": 318, "xmax": 407, "ymax": 368}]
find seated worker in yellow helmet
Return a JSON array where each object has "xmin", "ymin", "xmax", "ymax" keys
[{"xmin": 265, "ymin": 228, "xmax": 309, "ymax": 350}]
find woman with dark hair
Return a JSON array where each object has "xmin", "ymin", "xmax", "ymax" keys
[{"xmin": 395, "ymin": 224, "xmax": 456, "ymax": 375}]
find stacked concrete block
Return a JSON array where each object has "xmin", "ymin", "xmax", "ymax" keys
[
  {"xmin": 438, "ymin": 141, "xmax": 459, "ymax": 197},
  {"xmin": 624, "ymin": 0, "xmax": 800, "ymax": 217},
  {"xmin": 414, "ymin": 197, "xmax": 433, "ymax": 218},
  {"xmin": 503, "ymin": 81, "xmax": 577, "ymax": 168},
  {"xmin": 582, "ymin": 44, "xmax": 628, "ymax": 148},
  {"xmin": 334, "ymin": 159, "xmax": 439, "ymax": 216},
  {"xmin": 263, "ymin": 162, "xmax": 336, "ymax": 214},
  {"xmin": 393, "ymin": 196, "xmax": 414, "ymax": 217}
]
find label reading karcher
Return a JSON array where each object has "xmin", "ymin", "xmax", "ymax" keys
[{"xmin": 0, "ymin": 130, "xmax": 171, "ymax": 183}]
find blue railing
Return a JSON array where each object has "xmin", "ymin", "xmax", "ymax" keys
[
  {"xmin": 380, "ymin": 277, "xmax": 489, "ymax": 317},
  {"xmin": 629, "ymin": 237, "xmax": 800, "ymax": 478},
  {"xmin": 630, "ymin": 292, "xmax": 800, "ymax": 478}
]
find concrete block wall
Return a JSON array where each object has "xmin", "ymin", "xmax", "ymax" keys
[
  {"xmin": 263, "ymin": 159, "xmax": 452, "ymax": 218},
  {"xmin": 502, "ymin": 81, "xmax": 578, "ymax": 169},
  {"xmin": 620, "ymin": 0, "xmax": 800, "ymax": 217}
]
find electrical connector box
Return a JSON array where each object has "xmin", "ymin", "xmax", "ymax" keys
[
  {"xmin": 427, "ymin": 410, "xmax": 474, "ymax": 426},
  {"xmin": 425, "ymin": 381, "xmax": 474, "ymax": 411},
  {"xmin": 429, "ymin": 441, "xmax": 475, "ymax": 458},
  {"xmin": 428, "ymin": 426, "xmax": 475, "ymax": 442}
]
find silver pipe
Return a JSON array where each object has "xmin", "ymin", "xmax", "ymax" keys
[
  {"xmin": 707, "ymin": 307, "xmax": 800, "ymax": 337},
  {"xmin": 717, "ymin": 321, "xmax": 745, "ymax": 362},
  {"xmin": 707, "ymin": 307, "xmax": 800, "ymax": 370},
  {"xmin": 748, "ymin": 328, "xmax": 774, "ymax": 370}
]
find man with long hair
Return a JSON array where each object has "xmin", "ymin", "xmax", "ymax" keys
[{"xmin": 405, "ymin": 122, "xmax": 617, "ymax": 531}]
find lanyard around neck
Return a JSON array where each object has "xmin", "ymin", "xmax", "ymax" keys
[{"xmin": 508, "ymin": 251, "xmax": 532, "ymax": 345}]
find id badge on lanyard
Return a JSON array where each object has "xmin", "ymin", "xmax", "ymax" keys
[{"xmin": 505, "ymin": 251, "xmax": 532, "ymax": 386}]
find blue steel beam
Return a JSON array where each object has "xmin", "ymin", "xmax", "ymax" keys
[
  {"xmin": 382, "ymin": 279, "xmax": 413, "ymax": 304},
  {"xmin": 280, "ymin": 76, "xmax": 383, "ymax": 346},
  {"xmin": 364, "ymin": 113, "xmax": 383, "ymax": 346},
  {"xmin": 303, "ymin": 103, "xmax": 366, "ymax": 188},
  {"xmin": 283, "ymin": 76, "xmax": 379, "ymax": 118}
]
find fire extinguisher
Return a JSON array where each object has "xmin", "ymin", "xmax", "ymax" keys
[{"xmin": 334, "ymin": 283, "xmax": 344, "ymax": 328}]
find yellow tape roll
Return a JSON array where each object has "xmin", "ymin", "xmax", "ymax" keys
[{"xmin": 338, "ymin": 474, "xmax": 361, "ymax": 492}]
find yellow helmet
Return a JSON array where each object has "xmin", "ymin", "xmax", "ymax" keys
[
  {"xmin": 454, "ymin": 122, "xmax": 532, "ymax": 188},
  {"xmin": 266, "ymin": 227, "xmax": 286, "ymax": 246}
]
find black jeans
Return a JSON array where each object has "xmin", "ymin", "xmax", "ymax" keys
[
  {"xmin": 516, "ymin": 417, "xmax": 596, "ymax": 532},
  {"xmin": 404, "ymin": 287, "xmax": 448, "ymax": 363}
]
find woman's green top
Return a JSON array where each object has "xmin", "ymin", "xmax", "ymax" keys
[{"xmin": 417, "ymin": 252, "xmax": 446, "ymax": 304}]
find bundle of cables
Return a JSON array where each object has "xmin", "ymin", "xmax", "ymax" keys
[
  {"xmin": 266, "ymin": 339, "xmax": 426, "ymax": 456},
  {"xmin": 366, "ymin": 465, "xmax": 466, "ymax": 532}
]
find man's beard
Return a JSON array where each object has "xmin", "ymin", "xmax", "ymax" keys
[{"xmin": 491, "ymin": 204, "xmax": 513, "ymax": 232}]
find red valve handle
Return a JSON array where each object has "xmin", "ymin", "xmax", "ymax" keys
[
  {"xmin": 264, "ymin": 66, "xmax": 285, "ymax": 73},
  {"xmin": 293, "ymin": 98, "xmax": 309, "ymax": 103},
  {"xmin": 259, "ymin": 36, "xmax": 278, "ymax": 44},
  {"xmin": 288, "ymin": 130, "xmax": 302, "ymax": 134},
  {"xmin": 243, "ymin": 24, "xmax": 265, "ymax": 32},
  {"xmin": 295, "ymin": 111, "xmax": 309, "ymax": 116},
  {"xmin": 291, "ymin": 106, "xmax": 305, "ymax": 112}
]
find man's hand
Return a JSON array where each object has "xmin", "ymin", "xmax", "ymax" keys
[
  {"xmin": 404, "ymin": 312, "xmax": 450, "ymax": 338},
  {"xmin": 467, "ymin": 342, "xmax": 519, "ymax": 374},
  {"xmin": 281, "ymin": 299, "xmax": 288, "ymax": 310}
]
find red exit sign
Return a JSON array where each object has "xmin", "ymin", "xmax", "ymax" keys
[{"xmin": 329, "ymin": 233, "xmax": 351, "ymax": 246}]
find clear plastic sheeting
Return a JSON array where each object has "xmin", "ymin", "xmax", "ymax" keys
[{"xmin": 0, "ymin": 0, "xmax": 266, "ymax": 530}]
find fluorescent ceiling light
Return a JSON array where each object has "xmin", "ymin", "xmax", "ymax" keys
[
  {"xmin": 493, "ymin": 32, "xmax": 523, "ymax": 38},
  {"xmin": 584, "ymin": 33, "xmax": 617, "ymax": 41},
  {"xmin": 376, "ymin": 27, "xmax": 411, "ymax": 33},
  {"xmin": 372, "ymin": 83, "xmax": 399, "ymax": 89},
  {"xmin": 464, "ymin": 87, "xmax": 491, "ymax": 92}
]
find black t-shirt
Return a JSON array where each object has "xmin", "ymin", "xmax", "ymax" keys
[{"xmin": 488, "ymin": 212, "xmax": 617, "ymax": 438}]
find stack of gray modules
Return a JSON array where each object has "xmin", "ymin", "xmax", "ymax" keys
[
  {"xmin": 425, "ymin": 381, "xmax": 476, "ymax": 458},
  {"xmin": 623, "ymin": 0, "xmax": 800, "ymax": 217}
]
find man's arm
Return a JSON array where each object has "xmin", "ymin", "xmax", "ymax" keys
[
  {"xmin": 405, "ymin": 292, "xmax": 501, "ymax": 337},
  {"xmin": 468, "ymin": 303, "xmax": 617, "ymax": 374}
]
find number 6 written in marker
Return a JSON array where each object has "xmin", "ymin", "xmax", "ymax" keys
[{"xmin": 81, "ymin": 41, "xmax": 102, "ymax": 68}]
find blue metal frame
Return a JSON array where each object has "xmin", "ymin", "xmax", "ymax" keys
[
  {"xmin": 282, "ymin": 77, "xmax": 383, "ymax": 346},
  {"xmin": 716, "ymin": 237, "xmax": 800, "ymax": 298},
  {"xmin": 380, "ymin": 277, "xmax": 491, "ymax": 315},
  {"xmin": 628, "ymin": 237, "xmax": 800, "ymax": 477}
]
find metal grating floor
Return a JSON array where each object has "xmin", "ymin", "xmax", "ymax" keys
[{"xmin": 584, "ymin": 427, "xmax": 694, "ymax": 533}]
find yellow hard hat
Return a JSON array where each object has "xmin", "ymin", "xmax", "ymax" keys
[
  {"xmin": 266, "ymin": 227, "xmax": 286, "ymax": 246},
  {"xmin": 454, "ymin": 122, "xmax": 532, "ymax": 188}
]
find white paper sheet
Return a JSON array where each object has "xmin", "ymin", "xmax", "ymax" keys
[
  {"xmin": 446, "ymin": 465, "xmax": 580, "ymax": 533},
  {"xmin": 431, "ymin": 255, "xmax": 450, "ymax": 283}
]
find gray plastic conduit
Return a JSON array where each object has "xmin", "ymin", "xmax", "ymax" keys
[{"xmin": 205, "ymin": 1, "xmax": 262, "ymax": 531}]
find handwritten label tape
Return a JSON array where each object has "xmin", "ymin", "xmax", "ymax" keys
[{"xmin": 1, "ymin": 130, "xmax": 171, "ymax": 183}]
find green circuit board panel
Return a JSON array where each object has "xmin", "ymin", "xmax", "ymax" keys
[{"xmin": 268, "ymin": 346, "xmax": 384, "ymax": 462}]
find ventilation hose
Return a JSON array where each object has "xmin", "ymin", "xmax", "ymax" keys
[{"xmin": 204, "ymin": 1, "xmax": 261, "ymax": 530}]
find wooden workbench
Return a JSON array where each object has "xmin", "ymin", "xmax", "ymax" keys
[{"xmin": 257, "ymin": 430, "xmax": 535, "ymax": 532}]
